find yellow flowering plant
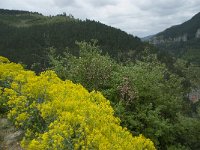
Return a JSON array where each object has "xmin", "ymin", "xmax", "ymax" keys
[{"xmin": 0, "ymin": 56, "xmax": 156, "ymax": 150}]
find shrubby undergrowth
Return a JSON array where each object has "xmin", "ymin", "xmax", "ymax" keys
[
  {"xmin": 0, "ymin": 56, "xmax": 155, "ymax": 150},
  {"xmin": 48, "ymin": 41, "xmax": 200, "ymax": 150}
]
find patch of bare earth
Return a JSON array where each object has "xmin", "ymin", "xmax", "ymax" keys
[{"xmin": 0, "ymin": 118, "xmax": 23, "ymax": 150}]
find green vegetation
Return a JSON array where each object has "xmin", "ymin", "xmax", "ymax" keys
[
  {"xmin": 150, "ymin": 12, "xmax": 200, "ymax": 100},
  {"xmin": 0, "ymin": 56, "xmax": 156, "ymax": 150},
  {"xmin": 0, "ymin": 9, "xmax": 200, "ymax": 150},
  {"xmin": 0, "ymin": 9, "xmax": 76, "ymax": 27},
  {"xmin": 47, "ymin": 41, "xmax": 200, "ymax": 150},
  {"xmin": 181, "ymin": 48, "xmax": 200, "ymax": 65},
  {"xmin": 151, "ymin": 12, "xmax": 200, "ymax": 66},
  {"xmin": 157, "ymin": 12, "xmax": 200, "ymax": 39},
  {"xmin": 0, "ymin": 9, "xmax": 145, "ymax": 71}
]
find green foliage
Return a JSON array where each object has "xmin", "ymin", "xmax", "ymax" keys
[
  {"xmin": 0, "ymin": 9, "xmax": 145, "ymax": 72},
  {"xmin": 1, "ymin": 9, "xmax": 199, "ymax": 150},
  {"xmin": 157, "ymin": 12, "xmax": 200, "ymax": 39},
  {"xmin": 0, "ymin": 9, "xmax": 76, "ymax": 27},
  {"xmin": 182, "ymin": 48, "xmax": 200, "ymax": 65},
  {"xmin": 0, "ymin": 56, "xmax": 156, "ymax": 150},
  {"xmin": 175, "ymin": 59, "xmax": 200, "ymax": 89},
  {"xmin": 112, "ymin": 59, "xmax": 185, "ymax": 148},
  {"xmin": 173, "ymin": 115, "xmax": 200, "ymax": 149},
  {"xmin": 48, "ymin": 42, "xmax": 200, "ymax": 150},
  {"xmin": 152, "ymin": 12, "xmax": 200, "ymax": 71},
  {"xmin": 48, "ymin": 41, "xmax": 117, "ymax": 92}
]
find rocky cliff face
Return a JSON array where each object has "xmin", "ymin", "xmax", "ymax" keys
[
  {"xmin": 174, "ymin": 34, "xmax": 188, "ymax": 42},
  {"xmin": 149, "ymin": 34, "xmax": 188, "ymax": 45},
  {"xmin": 147, "ymin": 12, "xmax": 200, "ymax": 45},
  {"xmin": 196, "ymin": 28, "xmax": 200, "ymax": 38}
]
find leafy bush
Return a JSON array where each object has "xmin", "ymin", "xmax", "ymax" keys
[
  {"xmin": 48, "ymin": 42, "xmax": 200, "ymax": 150},
  {"xmin": 0, "ymin": 56, "xmax": 155, "ymax": 150}
]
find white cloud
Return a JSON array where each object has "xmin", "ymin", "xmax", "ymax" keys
[{"xmin": 0, "ymin": 0, "xmax": 200, "ymax": 37}]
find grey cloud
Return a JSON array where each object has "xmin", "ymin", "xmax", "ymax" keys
[
  {"xmin": 0, "ymin": 0, "xmax": 200, "ymax": 37},
  {"xmin": 136, "ymin": 0, "xmax": 188, "ymax": 17},
  {"xmin": 52, "ymin": 0, "xmax": 78, "ymax": 8},
  {"xmin": 87, "ymin": 0, "xmax": 120, "ymax": 7}
]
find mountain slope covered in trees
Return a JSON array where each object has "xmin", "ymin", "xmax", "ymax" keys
[
  {"xmin": 148, "ymin": 12, "xmax": 200, "ymax": 65},
  {"xmin": 0, "ymin": 9, "xmax": 200, "ymax": 150},
  {"xmin": 0, "ymin": 9, "xmax": 148, "ymax": 70},
  {"xmin": 157, "ymin": 12, "xmax": 200, "ymax": 39}
]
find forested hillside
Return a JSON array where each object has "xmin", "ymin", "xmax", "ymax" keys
[
  {"xmin": 157, "ymin": 12, "xmax": 200, "ymax": 39},
  {"xmin": 0, "ymin": 9, "xmax": 200, "ymax": 150},
  {"xmin": 0, "ymin": 9, "xmax": 146, "ymax": 71},
  {"xmin": 148, "ymin": 12, "xmax": 200, "ymax": 65}
]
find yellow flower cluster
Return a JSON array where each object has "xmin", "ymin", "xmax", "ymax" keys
[
  {"xmin": 0, "ymin": 56, "xmax": 156, "ymax": 150},
  {"xmin": 0, "ymin": 56, "xmax": 10, "ymax": 63}
]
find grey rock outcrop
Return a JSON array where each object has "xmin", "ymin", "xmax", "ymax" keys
[
  {"xmin": 174, "ymin": 34, "xmax": 187, "ymax": 42},
  {"xmin": 0, "ymin": 118, "xmax": 23, "ymax": 150},
  {"xmin": 149, "ymin": 34, "xmax": 188, "ymax": 45},
  {"xmin": 196, "ymin": 28, "xmax": 200, "ymax": 38}
]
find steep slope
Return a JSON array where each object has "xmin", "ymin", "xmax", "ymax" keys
[
  {"xmin": 157, "ymin": 12, "xmax": 200, "ymax": 40},
  {"xmin": 0, "ymin": 9, "xmax": 146, "ymax": 70},
  {"xmin": 150, "ymin": 12, "xmax": 200, "ymax": 43},
  {"xmin": 148, "ymin": 12, "xmax": 200, "ymax": 64}
]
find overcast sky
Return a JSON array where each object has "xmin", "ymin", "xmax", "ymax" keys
[{"xmin": 1, "ymin": 0, "xmax": 200, "ymax": 37}]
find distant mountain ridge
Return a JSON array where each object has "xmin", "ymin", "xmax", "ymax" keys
[
  {"xmin": 0, "ymin": 8, "xmax": 41, "ymax": 15},
  {"xmin": 149, "ymin": 12, "xmax": 200, "ymax": 44},
  {"xmin": 141, "ymin": 35, "xmax": 154, "ymax": 41},
  {"xmin": 0, "ymin": 8, "xmax": 77, "ymax": 27},
  {"xmin": 0, "ymin": 9, "xmax": 149, "ymax": 71},
  {"xmin": 147, "ymin": 12, "xmax": 200, "ymax": 64}
]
